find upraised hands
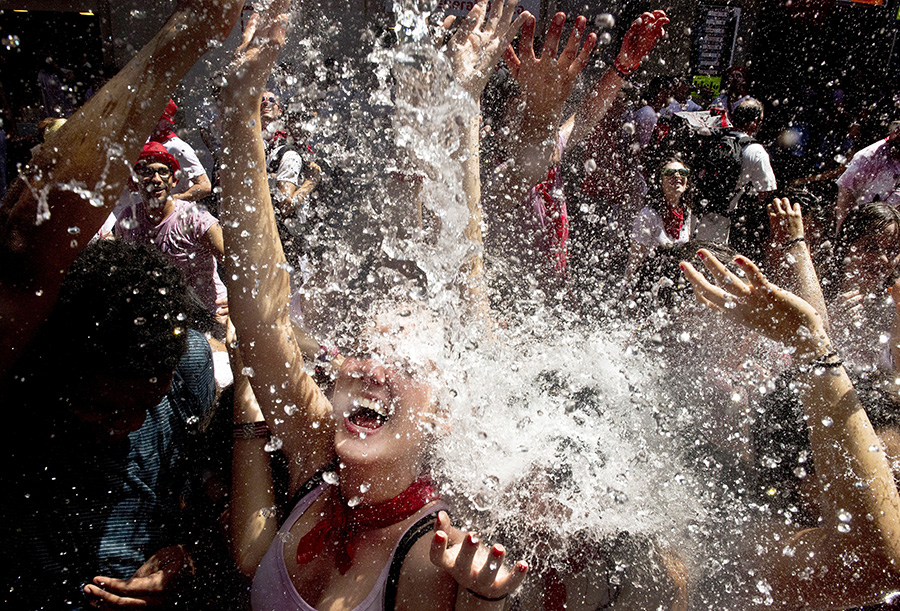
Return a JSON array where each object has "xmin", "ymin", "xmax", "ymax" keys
[
  {"xmin": 681, "ymin": 249, "xmax": 831, "ymax": 360},
  {"xmin": 430, "ymin": 511, "xmax": 528, "ymax": 605},
  {"xmin": 445, "ymin": 0, "xmax": 530, "ymax": 99},
  {"xmin": 615, "ymin": 10, "xmax": 668, "ymax": 74},
  {"xmin": 504, "ymin": 12, "xmax": 596, "ymax": 121},
  {"xmin": 768, "ymin": 197, "xmax": 805, "ymax": 248},
  {"xmin": 219, "ymin": 1, "xmax": 290, "ymax": 118}
]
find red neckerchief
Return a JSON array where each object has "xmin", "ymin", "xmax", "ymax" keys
[
  {"xmin": 661, "ymin": 205, "xmax": 684, "ymax": 241},
  {"xmin": 295, "ymin": 476, "xmax": 439, "ymax": 575},
  {"xmin": 534, "ymin": 167, "xmax": 569, "ymax": 273}
]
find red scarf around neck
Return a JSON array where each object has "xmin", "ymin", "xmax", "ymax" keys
[
  {"xmin": 661, "ymin": 205, "xmax": 684, "ymax": 241},
  {"xmin": 295, "ymin": 475, "xmax": 439, "ymax": 574}
]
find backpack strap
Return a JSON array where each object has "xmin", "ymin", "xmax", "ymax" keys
[
  {"xmin": 268, "ymin": 144, "xmax": 300, "ymax": 175},
  {"xmin": 383, "ymin": 510, "xmax": 444, "ymax": 610}
]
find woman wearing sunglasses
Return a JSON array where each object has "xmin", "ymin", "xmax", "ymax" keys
[{"xmin": 625, "ymin": 155, "xmax": 695, "ymax": 281}]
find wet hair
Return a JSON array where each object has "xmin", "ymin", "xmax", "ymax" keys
[
  {"xmin": 825, "ymin": 201, "xmax": 900, "ymax": 295},
  {"xmin": 53, "ymin": 240, "xmax": 190, "ymax": 379},
  {"xmin": 731, "ymin": 98, "xmax": 764, "ymax": 131}
]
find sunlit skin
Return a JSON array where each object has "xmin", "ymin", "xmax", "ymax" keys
[
  {"xmin": 659, "ymin": 160, "xmax": 689, "ymax": 210},
  {"xmin": 135, "ymin": 160, "xmax": 177, "ymax": 222},
  {"xmin": 260, "ymin": 90, "xmax": 282, "ymax": 130}
]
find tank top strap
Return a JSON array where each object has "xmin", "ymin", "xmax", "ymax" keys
[{"xmin": 382, "ymin": 502, "xmax": 449, "ymax": 610}]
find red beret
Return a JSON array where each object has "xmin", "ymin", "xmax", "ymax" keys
[{"xmin": 136, "ymin": 141, "xmax": 181, "ymax": 173}]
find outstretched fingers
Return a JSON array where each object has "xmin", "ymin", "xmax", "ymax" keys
[
  {"xmin": 733, "ymin": 255, "xmax": 771, "ymax": 292},
  {"xmin": 680, "ymin": 261, "xmax": 730, "ymax": 311},
  {"xmin": 542, "ymin": 12, "xmax": 565, "ymax": 60},
  {"xmin": 697, "ymin": 249, "xmax": 749, "ymax": 297}
]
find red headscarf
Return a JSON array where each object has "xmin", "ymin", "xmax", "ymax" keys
[{"xmin": 136, "ymin": 141, "xmax": 180, "ymax": 174}]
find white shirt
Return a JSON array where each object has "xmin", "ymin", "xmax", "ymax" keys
[
  {"xmin": 836, "ymin": 138, "xmax": 900, "ymax": 207},
  {"xmin": 163, "ymin": 135, "xmax": 207, "ymax": 195},
  {"xmin": 631, "ymin": 205, "xmax": 694, "ymax": 247},
  {"xmin": 731, "ymin": 135, "xmax": 777, "ymax": 211}
]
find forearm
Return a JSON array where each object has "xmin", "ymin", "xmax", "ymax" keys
[
  {"xmin": 778, "ymin": 241, "xmax": 831, "ymax": 332},
  {"xmin": 834, "ymin": 187, "xmax": 855, "ymax": 235},
  {"xmin": 173, "ymin": 175, "xmax": 212, "ymax": 202},
  {"xmin": 567, "ymin": 68, "xmax": 625, "ymax": 148},
  {"xmin": 797, "ymin": 361, "xmax": 900, "ymax": 564},
  {"xmin": 230, "ymin": 361, "xmax": 278, "ymax": 576}
]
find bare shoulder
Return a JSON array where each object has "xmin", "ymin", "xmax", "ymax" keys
[{"xmin": 395, "ymin": 527, "xmax": 458, "ymax": 611}]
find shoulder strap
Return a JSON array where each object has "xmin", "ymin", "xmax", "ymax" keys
[
  {"xmin": 280, "ymin": 459, "xmax": 339, "ymax": 528},
  {"xmin": 269, "ymin": 144, "xmax": 300, "ymax": 175},
  {"xmin": 383, "ymin": 511, "xmax": 443, "ymax": 610}
]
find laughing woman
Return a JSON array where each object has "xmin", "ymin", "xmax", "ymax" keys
[{"xmin": 218, "ymin": 2, "xmax": 530, "ymax": 609}]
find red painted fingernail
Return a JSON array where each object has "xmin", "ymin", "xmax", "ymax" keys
[
  {"xmin": 435, "ymin": 531, "xmax": 447, "ymax": 544},
  {"xmin": 516, "ymin": 562, "xmax": 529, "ymax": 572},
  {"xmin": 697, "ymin": 250, "xmax": 706, "ymax": 260},
  {"xmin": 679, "ymin": 262, "xmax": 686, "ymax": 271},
  {"xmin": 735, "ymin": 256, "xmax": 747, "ymax": 265},
  {"xmin": 467, "ymin": 533, "xmax": 479, "ymax": 545},
  {"xmin": 492, "ymin": 544, "xmax": 505, "ymax": 557}
]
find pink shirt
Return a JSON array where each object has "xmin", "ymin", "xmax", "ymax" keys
[{"xmin": 114, "ymin": 200, "xmax": 226, "ymax": 314}]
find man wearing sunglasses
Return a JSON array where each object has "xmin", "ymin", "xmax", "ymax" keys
[{"xmin": 114, "ymin": 142, "xmax": 227, "ymax": 328}]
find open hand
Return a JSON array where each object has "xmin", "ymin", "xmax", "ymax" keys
[
  {"xmin": 444, "ymin": 0, "xmax": 530, "ymax": 99},
  {"xmin": 615, "ymin": 10, "xmax": 668, "ymax": 73},
  {"xmin": 430, "ymin": 511, "xmax": 528, "ymax": 603},
  {"xmin": 681, "ymin": 249, "xmax": 830, "ymax": 359},
  {"xmin": 504, "ymin": 12, "xmax": 596, "ymax": 120},
  {"xmin": 219, "ymin": 1, "xmax": 290, "ymax": 116},
  {"xmin": 768, "ymin": 197, "xmax": 805, "ymax": 248},
  {"xmin": 84, "ymin": 545, "xmax": 193, "ymax": 607}
]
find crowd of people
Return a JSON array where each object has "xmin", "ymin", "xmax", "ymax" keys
[{"xmin": 2, "ymin": 0, "xmax": 900, "ymax": 609}]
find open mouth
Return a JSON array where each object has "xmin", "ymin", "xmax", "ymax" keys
[{"xmin": 346, "ymin": 396, "xmax": 391, "ymax": 433}]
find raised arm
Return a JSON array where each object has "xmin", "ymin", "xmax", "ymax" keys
[
  {"xmin": 682, "ymin": 251, "xmax": 900, "ymax": 609},
  {"xmin": 443, "ymin": 0, "xmax": 527, "ymax": 284},
  {"xmin": 0, "ymin": 0, "xmax": 242, "ymax": 380},
  {"xmin": 218, "ymin": 4, "xmax": 334, "ymax": 492},
  {"xmin": 565, "ymin": 10, "xmax": 668, "ymax": 148},
  {"xmin": 489, "ymin": 12, "xmax": 595, "ymax": 206},
  {"xmin": 766, "ymin": 197, "xmax": 830, "ymax": 331}
]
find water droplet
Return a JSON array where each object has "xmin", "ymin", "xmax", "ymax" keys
[
  {"xmin": 241, "ymin": 366, "xmax": 255, "ymax": 377},
  {"xmin": 821, "ymin": 416, "xmax": 834, "ymax": 427},
  {"xmin": 284, "ymin": 403, "xmax": 299, "ymax": 416},
  {"xmin": 264, "ymin": 435, "xmax": 283, "ymax": 452},
  {"xmin": 321, "ymin": 471, "xmax": 338, "ymax": 486},
  {"xmin": 360, "ymin": 482, "xmax": 370, "ymax": 493},
  {"xmin": 837, "ymin": 523, "xmax": 851, "ymax": 533},
  {"xmin": 838, "ymin": 509, "xmax": 852, "ymax": 523},
  {"xmin": 133, "ymin": 317, "xmax": 146, "ymax": 326},
  {"xmin": 186, "ymin": 415, "xmax": 199, "ymax": 426},
  {"xmin": 346, "ymin": 496, "xmax": 361, "ymax": 507},
  {"xmin": 67, "ymin": 226, "xmax": 80, "ymax": 235}
]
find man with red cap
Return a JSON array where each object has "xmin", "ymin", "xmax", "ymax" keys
[
  {"xmin": 114, "ymin": 141, "xmax": 227, "ymax": 331},
  {"xmin": 150, "ymin": 98, "xmax": 212, "ymax": 202}
]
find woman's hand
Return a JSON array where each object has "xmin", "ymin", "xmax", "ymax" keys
[
  {"xmin": 615, "ymin": 10, "xmax": 668, "ymax": 73},
  {"xmin": 768, "ymin": 197, "xmax": 805, "ymax": 248},
  {"xmin": 430, "ymin": 511, "xmax": 528, "ymax": 605},
  {"xmin": 681, "ymin": 249, "xmax": 831, "ymax": 360},
  {"xmin": 444, "ymin": 0, "xmax": 530, "ymax": 99},
  {"xmin": 503, "ymin": 12, "xmax": 596, "ymax": 121},
  {"xmin": 219, "ymin": 1, "xmax": 290, "ymax": 118}
]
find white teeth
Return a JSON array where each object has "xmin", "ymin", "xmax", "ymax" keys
[{"xmin": 355, "ymin": 397, "xmax": 389, "ymax": 417}]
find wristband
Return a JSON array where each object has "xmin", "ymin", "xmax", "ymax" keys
[
  {"xmin": 233, "ymin": 421, "xmax": 270, "ymax": 440},
  {"xmin": 466, "ymin": 589, "xmax": 508, "ymax": 602},
  {"xmin": 798, "ymin": 350, "xmax": 843, "ymax": 373},
  {"xmin": 613, "ymin": 57, "xmax": 635, "ymax": 79},
  {"xmin": 781, "ymin": 236, "xmax": 807, "ymax": 251}
]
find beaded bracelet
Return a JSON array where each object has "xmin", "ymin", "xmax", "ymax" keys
[
  {"xmin": 233, "ymin": 421, "xmax": 270, "ymax": 440},
  {"xmin": 466, "ymin": 589, "xmax": 508, "ymax": 602},
  {"xmin": 798, "ymin": 350, "xmax": 843, "ymax": 373},
  {"xmin": 781, "ymin": 236, "xmax": 807, "ymax": 251}
]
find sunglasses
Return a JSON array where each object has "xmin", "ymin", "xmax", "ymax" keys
[
  {"xmin": 261, "ymin": 95, "xmax": 279, "ymax": 104},
  {"xmin": 136, "ymin": 165, "xmax": 173, "ymax": 179},
  {"xmin": 661, "ymin": 168, "xmax": 690, "ymax": 178}
]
